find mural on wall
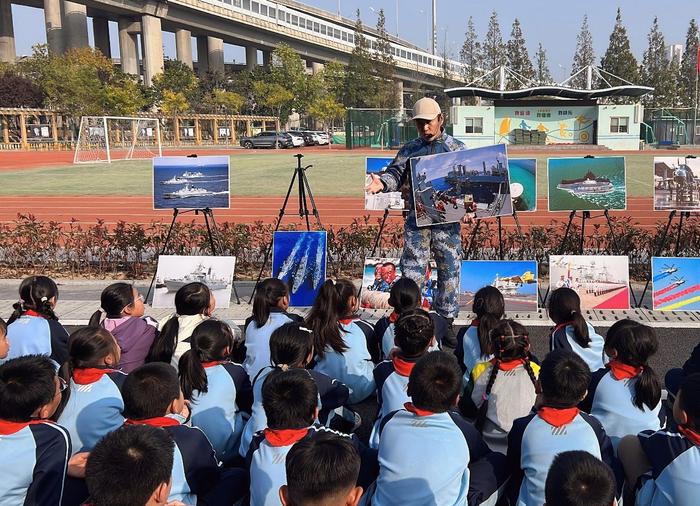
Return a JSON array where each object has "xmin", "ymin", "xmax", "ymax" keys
[{"xmin": 495, "ymin": 106, "xmax": 596, "ymax": 145}]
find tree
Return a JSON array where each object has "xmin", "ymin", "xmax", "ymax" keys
[
  {"xmin": 679, "ymin": 19, "xmax": 699, "ymax": 108},
  {"xmin": 534, "ymin": 43, "xmax": 553, "ymax": 84},
  {"xmin": 0, "ymin": 70, "xmax": 44, "ymax": 108},
  {"xmin": 368, "ymin": 9, "xmax": 399, "ymax": 109},
  {"xmin": 641, "ymin": 17, "xmax": 673, "ymax": 107},
  {"xmin": 481, "ymin": 11, "xmax": 507, "ymax": 88},
  {"xmin": 321, "ymin": 60, "xmax": 346, "ymax": 104},
  {"xmin": 207, "ymin": 89, "xmax": 245, "ymax": 114},
  {"xmin": 103, "ymin": 72, "xmax": 147, "ymax": 115},
  {"xmin": 506, "ymin": 18, "xmax": 535, "ymax": 89},
  {"xmin": 600, "ymin": 9, "xmax": 640, "ymax": 87},
  {"xmin": 252, "ymin": 81, "xmax": 294, "ymax": 124},
  {"xmin": 308, "ymin": 95, "xmax": 345, "ymax": 143},
  {"xmin": 459, "ymin": 16, "xmax": 481, "ymax": 84},
  {"xmin": 151, "ymin": 59, "xmax": 199, "ymax": 103},
  {"xmin": 269, "ymin": 44, "xmax": 310, "ymax": 114},
  {"xmin": 345, "ymin": 10, "xmax": 376, "ymax": 107},
  {"xmin": 570, "ymin": 15, "xmax": 596, "ymax": 88},
  {"xmin": 160, "ymin": 90, "xmax": 189, "ymax": 115}
]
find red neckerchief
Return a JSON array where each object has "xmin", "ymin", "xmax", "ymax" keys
[
  {"xmin": 678, "ymin": 425, "xmax": 700, "ymax": 447},
  {"xmin": 538, "ymin": 407, "xmax": 580, "ymax": 428},
  {"xmin": 608, "ymin": 360, "xmax": 642, "ymax": 380},
  {"xmin": 404, "ymin": 402, "xmax": 435, "ymax": 417},
  {"xmin": 0, "ymin": 419, "xmax": 49, "ymax": 435},
  {"xmin": 491, "ymin": 358, "xmax": 526, "ymax": 371},
  {"xmin": 72, "ymin": 367, "xmax": 115, "ymax": 385},
  {"xmin": 471, "ymin": 319, "xmax": 480, "ymax": 327},
  {"xmin": 264, "ymin": 428, "xmax": 308, "ymax": 447},
  {"xmin": 339, "ymin": 317, "xmax": 358, "ymax": 325},
  {"xmin": 551, "ymin": 321, "xmax": 574, "ymax": 336},
  {"xmin": 202, "ymin": 360, "xmax": 228, "ymax": 369},
  {"xmin": 392, "ymin": 355, "xmax": 417, "ymax": 377},
  {"xmin": 125, "ymin": 416, "xmax": 181, "ymax": 428},
  {"xmin": 23, "ymin": 309, "xmax": 44, "ymax": 318},
  {"xmin": 388, "ymin": 311, "xmax": 399, "ymax": 323}
]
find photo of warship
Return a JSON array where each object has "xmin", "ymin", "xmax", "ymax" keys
[
  {"xmin": 182, "ymin": 171, "xmax": 206, "ymax": 178},
  {"xmin": 163, "ymin": 184, "xmax": 228, "ymax": 199},
  {"xmin": 160, "ymin": 175, "xmax": 189, "ymax": 185},
  {"xmin": 556, "ymin": 171, "xmax": 614, "ymax": 195},
  {"xmin": 163, "ymin": 263, "xmax": 229, "ymax": 292}
]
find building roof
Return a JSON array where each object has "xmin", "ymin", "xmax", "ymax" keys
[{"xmin": 444, "ymin": 85, "xmax": 654, "ymax": 100}]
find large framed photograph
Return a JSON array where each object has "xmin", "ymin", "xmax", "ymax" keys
[
  {"xmin": 549, "ymin": 255, "xmax": 630, "ymax": 310},
  {"xmin": 153, "ymin": 155, "xmax": 230, "ymax": 210},
  {"xmin": 459, "ymin": 260, "xmax": 538, "ymax": 312},
  {"xmin": 153, "ymin": 255, "xmax": 236, "ymax": 309},
  {"xmin": 547, "ymin": 156, "xmax": 626, "ymax": 212},
  {"xmin": 509, "ymin": 158, "xmax": 537, "ymax": 212},
  {"xmin": 272, "ymin": 231, "xmax": 327, "ymax": 307},
  {"xmin": 652, "ymin": 257, "xmax": 700, "ymax": 311},
  {"xmin": 360, "ymin": 257, "xmax": 438, "ymax": 310},
  {"xmin": 653, "ymin": 157, "xmax": 700, "ymax": 212},
  {"xmin": 365, "ymin": 157, "xmax": 405, "ymax": 210},
  {"xmin": 410, "ymin": 144, "xmax": 512, "ymax": 227}
]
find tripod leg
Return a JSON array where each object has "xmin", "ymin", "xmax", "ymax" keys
[
  {"xmin": 638, "ymin": 210, "xmax": 676, "ymax": 308},
  {"xmin": 579, "ymin": 212, "xmax": 587, "ymax": 255},
  {"xmin": 302, "ymin": 169, "xmax": 324, "ymax": 229},
  {"xmin": 674, "ymin": 212, "xmax": 686, "ymax": 256},
  {"xmin": 558, "ymin": 211, "xmax": 576, "ymax": 255},
  {"xmin": 146, "ymin": 208, "xmax": 179, "ymax": 304},
  {"xmin": 465, "ymin": 220, "xmax": 482, "ymax": 260},
  {"xmin": 497, "ymin": 216, "xmax": 504, "ymax": 260},
  {"xmin": 371, "ymin": 209, "xmax": 390, "ymax": 257},
  {"xmin": 203, "ymin": 209, "xmax": 218, "ymax": 256},
  {"xmin": 512, "ymin": 210, "xmax": 526, "ymax": 260}
]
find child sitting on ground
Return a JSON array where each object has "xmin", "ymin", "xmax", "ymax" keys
[
  {"xmin": 548, "ymin": 287, "xmax": 606, "ymax": 371},
  {"xmin": 462, "ymin": 319, "xmax": 539, "ymax": 455},
  {"xmin": 618, "ymin": 372, "xmax": 700, "ymax": 506},
  {"xmin": 507, "ymin": 349, "xmax": 617, "ymax": 506},
  {"xmin": 369, "ymin": 308, "xmax": 436, "ymax": 448},
  {"xmin": 89, "ymin": 282, "xmax": 157, "ymax": 373},
  {"xmin": 4, "ymin": 275, "xmax": 69, "ymax": 365},
  {"xmin": 581, "ymin": 319, "xmax": 661, "ymax": 449},
  {"xmin": 124, "ymin": 362, "xmax": 248, "ymax": 506},
  {"xmin": 372, "ymin": 351, "xmax": 506, "ymax": 506},
  {"xmin": 544, "ymin": 450, "xmax": 617, "ymax": 506},
  {"xmin": 372, "ymin": 277, "xmax": 423, "ymax": 360}
]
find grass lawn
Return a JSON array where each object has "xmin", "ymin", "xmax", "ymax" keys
[{"xmin": 0, "ymin": 151, "xmax": 656, "ymax": 198}]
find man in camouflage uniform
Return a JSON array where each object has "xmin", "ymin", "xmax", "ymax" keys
[{"xmin": 366, "ymin": 97, "xmax": 467, "ymax": 347}]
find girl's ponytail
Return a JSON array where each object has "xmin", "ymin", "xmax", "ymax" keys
[
  {"xmin": 549, "ymin": 287, "xmax": 590, "ymax": 348},
  {"xmin": 306, "ymin": 280, "xmax": 346, "ymax": 359},
  {"xmin": 635, "ymin": 364, "xmax": 662, "ymax": 410},
  {"xmin": 570, "ymin": 310, "xmax": 591, "ymax": 348},
  {"xmin": 473, "ymin": 286, "xmax": 505, "ymax": 357},
  {"xmin": 478, "ymin": 313, "xmax": 500, "ymax": 358},
  {"xmin": 178, "ymin": 319, "xmax": 233, "ymax": 399},
  {"xmin": 179, "ymin": 349, "xmax": 207, "ymax": 399},
  {"xmin": 475, "ymin": 333, "xmax": 503, "ymax": 432},
  {"xmin": 146, "ymin": 317, "xmax": 179, "ymax": 364},
  {"xmin": 6, "ymin": 301, "xmax": 22, "ymax": 325},
  {"xmin": 88, "ymin": 310, "xmax": 103, "ymax": 328},
  {"xmin": 9, "ymin": 276, "xmax": 60, "ymax": 323},
  {"xmin": 252, "ymin": 278, "xmax": 288, "ymax": 327}
]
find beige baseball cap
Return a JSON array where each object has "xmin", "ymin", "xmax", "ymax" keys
[{"xmin": 411, "ymin": 97, "xmax": 441, "ymax": 121}]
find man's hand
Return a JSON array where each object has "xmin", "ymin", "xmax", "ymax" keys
[
  {"xmin": 365, "ymin": 174, "xmax": 384, "ymax": 194},
  {"xmin": 461, "ymin": 213, "xmax": 476, "ymax": 225},
  {"xmin": 68, "ymin": 452, "xmax": 89, "ymax": 478}
]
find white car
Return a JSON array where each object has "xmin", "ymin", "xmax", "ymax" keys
[
  {"xmin": 313, "ymin": 131, "xmax": 330, "ymax": 145},
  {"xmin": 286, "ymin": 132, "xmax": 305, "ymax": 147}
]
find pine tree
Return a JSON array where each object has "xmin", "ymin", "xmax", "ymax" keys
[
  {"xmin": 641, "ymin": 17, "xmax": 672, "ymax": 107},
  {"xmin": 369, "ymin": 9, "xmax": 399, "ymax": 109},
  {"xmin": 345, "ymin": 10, "xmax": 375, "ymax": 108},
  {"xmin": 482, "ymin": 11, "xmax": 507, "ymax": 89},
  {"xmin": 600, "ymin": 8, "xmax": 639, "ymax": 86},
  {"xmin": 459, "ymin": 16, "xmax": 481, "ymax": 84},
  {"xmin": 570, "ymin": 15, "xmax": 596, "ymax": 88},
  {"xmin": 668, "ymin": 52, "xmax": 682, "ymax": 108},
  {"xmin": 679, "ymin": 19, "xmax": 699, "ymax": 108},
  {"xmin": 506, "ymin": 18, "xmax": 535, "ymax": 89},
  {"xmin": 534, "ymin": 43, "xmax": 553, "ymax": 84}
]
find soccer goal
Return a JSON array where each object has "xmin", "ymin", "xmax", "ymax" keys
[{"xmin": 73, "ymin": 116, "xmax": 162, "ymax": 164}]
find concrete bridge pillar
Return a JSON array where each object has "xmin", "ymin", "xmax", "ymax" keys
[
  {"xmin": 245, "ymin": 45, "xmax": 257, "ymax": 69},
  {"xmin": 207, "ymin": 36, "xmax": 224, "ymax": 74},
  {"xmin": 262, "ymin": 49, "xmax": 272, "ymax": 67},
  {"xmin": 0, "ymin": 0, "xmax": 16, "ymax": 63},
  {"xmin": 311, "ymin": 61, "xmax": 324, "ymax": 74},
  {"xmin": 196, "ymin": 35, "xmax": 209, "ymax": 75},
  {"xmin": 44, "ymin": 0, "xmax": 64, "ymax": 54},
  {"xmin": 118, "ymin": 18, "xmax": 139, "ymax": 75},
  {"xmin": 92, "ymin": 17, "xmax": 111, "ymax": 57},
  {"xmin": 141, "ymin": 14, "xmax": 164, "ymax": 86},
  {"xmin": 396, "ymin": 80, "xmax": 404, "ymax": 110},
  {"xmin": 63, "ymin": 1, "xmax": 89, "ymax": 50},
  {"xmin": 175, "ymin": 28, "xmax": 193, "ymax": 69}
]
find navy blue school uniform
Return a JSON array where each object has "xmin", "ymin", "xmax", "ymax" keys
[
  {"xmin": 455, "ymin": 320, "xmax": 493, "ymax": 384},
  {"xmin": 188, "ymin": 360, "xmax": 252, "ymax": 465},
  {"xmin": 581, "ymin": 362, "xmax": 661, "ymax": 449},
  {"xmin": 57, "ymin": 367, "xmax": 126, "ymax": 455},
  {"xmin": 238, "ymin": 365, "xmax": 349, "ymax": 458},
  {"xmin": 665, "ymin": 341, "xmax": 700, "ymax": 398},
  {"xmin": 243, "ymin": 309, "xmax": 303, "ymax": 380},
  {"xmin": 635, "ymin": 427, "xmax": 700, "ymax": 506},
  {"xmin": 0, "ymin": 418, "xmax": 71, "ymax": 506},
  {"xmin": 549, "ymin": 321, "xmax": 606, "ymax": 371},
  {"xmin": 507, "ymin": 407, "xmax": 617, "ymax": 506},
  {"xmin": 3, "ymin": 311, "xmax": 69, "ymax": 365}
]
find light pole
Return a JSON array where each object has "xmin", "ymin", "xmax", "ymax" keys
[
  {"xmin": 395, "ymin": 0, "xmax": 399, "ymax": 38},
  {"xmin": 418, "ymin": 9, "xmax": 430, "ymax": 51}
]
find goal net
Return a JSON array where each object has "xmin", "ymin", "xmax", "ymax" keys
[{"xmin": 74, "ymin": 116, "xmax": 162, "ymax": 164}]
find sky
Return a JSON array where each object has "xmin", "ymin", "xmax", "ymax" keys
[{"xmin": 8, "ymin": 0, "xmax": 700, "ymax": 80}]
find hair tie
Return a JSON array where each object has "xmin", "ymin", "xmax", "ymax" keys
[
  {"xmin": 174, "ymin": 313, "xmax": 180, "ymax": 318},
  {"xmin": 298, "ymin": 326, "xmax": 313, "ymax": 333},
  {"xmin": 570, "ymin": 310, "xmax": 577, "ymax": 315},
  {"xmin": 482, "ymin": 393, "xmax": 490, "ymax": 401},
  {"xmin": 278, "ymin": 364, "xmax": 290, "ymax": 372},
  {"xmin": 40, "ymin": 296, "xmax": 48, "ymax": 303}
]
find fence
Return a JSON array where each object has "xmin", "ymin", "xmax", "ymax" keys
[{"xmin": 345, "ymin": 108, "xmax": 415, "ymax": 149}]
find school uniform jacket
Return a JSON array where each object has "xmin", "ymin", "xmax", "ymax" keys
[
  {"xmin": 635, "ymin": 427, "xmax": 700, "ymax": 506},
  {"xmin": 243, "ymin": 309, "xmax": 303, "ymax": 380},
  {"xmin": 57, "ymin": 367, "xmax": 126, "ymax": 455},
  {"xmin": 507, "ymin": 407, "xmax": 616, "ymax": 506},
  {"xmin": 189, "ymin": 360, "xmax": 252, "ymax": 465},
  {"xmin": 581, "ymin": 363, "xmax": 661, "ymax": 448},
  {"xmin": 0, "ymin": 418, "xmax": 71, "ymax": 506},
  {"xmin": 455, "ymin": 322, "xmax": 493, "ymax": 385},
  {"xmin": 238, "ymin": 365, "xmax": 349, "ymax": 458},
  {"xmin": 372, "ymin": 404, "xmax": 504, "ymax": 506},
  {"xmin": 314, "ymin": 318, "xmax": 376, "ymax": 404},
  {"xmin": 549, "ymin": 321, "xmax": 607, "ymax": 371},
  {"xmin": 3, "ymin": 312, "xmax": 69, "ymax": 365},
  {"xmin": 102, "ymin": 316, "xmax": 158, "ymax": 373}
]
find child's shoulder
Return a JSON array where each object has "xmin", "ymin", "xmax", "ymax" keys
[
  {"xmin": 26, "ymin": 420, "xmax": 71, "ymax": 448},
  {"xmin": 167, "ymin": 423, "xmax": 213, "ymax": 446}
]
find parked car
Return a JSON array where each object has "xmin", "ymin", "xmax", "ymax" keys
[
  {"xmin": 285, "ymin": 131, "xmax": 305, "ymax": 147},
  {"xmin": 239, "ymin": 131, "xmax": 293, "ymax": 149},
  {"xmin": 299, "ymin": 131, "xmax": 321, "ymax": 146},
  {"xmin": 313, "ymin": 131, "xmax": 330, "ymax": 145}
]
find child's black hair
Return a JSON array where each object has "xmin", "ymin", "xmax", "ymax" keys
[
  {"xmin": 0, "ymin": 355, "xmax": 57, "ymax": 422},
  {"xmin": 54, "ymin": 327, "xmax": 120, "ymax": 419},
  {"xmin": 605, "ymin": 319, "xmax": 661, "ymax": 411},
  {"xmin": 305, "ymin": 279, "xmax": 356, "ymax": 359},
  {"xmin": 252, "ymin": 278, "xmax": 289, "ymax": 327},
  {"xmin": 178, "ymin": 319, "xmax": 234, "ymax": 400},
  {"xmin": 475, "ymin": 320, "xmax": 538, "ymax": 431},
  {"xmin": 7, "ymin": 275, "xmax": 59, "ymax": 324},
  {"xmin": 0, "ymin": 317, "xmax": 7, "ymax": 335},
  {"xmin": 122, "ymin": 363, "xmax": 181, "ymax": 420},
  {"xmin": 89, "ymin": 282, "xmax": 136, "ymax": 326},
  {"xmin": 407, "ymin": 351, "xmax": 462, "ymax": 413},
  {"xmin": 539, "ymin": 349, "xmax": 591, "ymax": 408},
  {"xmin": 472, "ymin": 286, "xmax": 505, "ymax": 358},
  {"xmin": 285, "ymin": 434, "xmax": 360, "ymax": 505},
  {"xmin": 85, "ymin": 424, "xmax": 175, "ymax": 506},
  {"xmin": 146, "ymin": 282, "xmax": 211, "ymax": 364},
  {"xmin": 269, "ymin": 322, "xmax": 314, "ymax": 369},
  {"xmin": 387, "ymin": 277, "xmax": 422, "ymax": 314},
  {"xmin": 548, "ymin": 287, "xmax": 590, "ymax": 348},
  {"xmin": 394, "ymin": 308, "xmax": 434, "ymax": 357},
  {"xmin": 679, "ymin": 373, "xmax": 700, "ymax": 431},
  {"xmin": 262, "ymin": 368, "xmax": 318, "ymax": 430},
  {"xmin": 544, "ymin": 450, "xmax": 616, "ymax": 506}
]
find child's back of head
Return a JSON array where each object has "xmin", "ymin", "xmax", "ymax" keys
[
  {"xmin": 407, "ymin": 351, "xmax": 461, "ymax": 413},
  {"xmin": 305, "ymin": 279, "xmax": 356, "ymax": 358},
  {"xmin": 270, "ymin": 322, "xmax": 314, "ymax": 369},
  {"xmin": 263, "ymin": 368, "xmax": 318, "ymax": 430},
  {"xmin": 394, "ymin": 308, "xmax": 434, "ymax": 357},
  {"xmin": 472, "ymin": 286, "xmax": 505, "ymax": 356},
  {"xmin": 253, "ymin": 278, "xmax": 289, "ymax": 327},
  {"xmin": 0, "ymin": 354, "xmax": 59, "ymax": 421},
  {"xmin": 388, "ymin": 278, "xmax": 422, "ymax": 315},
  {"xmin": 85, "ymin": 424, "xmax": 175, "ymax": 506},
  {"xmin": 676, "ymin": 372, "xmax": 700, "ymax": 431},
  {"xmin": 8, "ymin": 275, "xmax": 60, "ymax": 324},
  {"xmin": 544, "ymin": 450, "xmax": 616, "ymax": 506},
  {"xmin": 548, "ymin": 287, "xmax": 591, "ymax": 348},
  {"xmin": 123, "ymin": 362, "xmax": 181, "ymax": 420},
  {"xmin": 539, "ymin": 349, "xmax": 591, "ymax": 408}
]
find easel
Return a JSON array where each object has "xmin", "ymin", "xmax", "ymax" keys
[
  {"xmin": 465, "ymin": 209, "xmax": 526, "ymax": 261},
  {"xmin": 248, "ymin": 153, "xmax": 323, "ymax": 303}
]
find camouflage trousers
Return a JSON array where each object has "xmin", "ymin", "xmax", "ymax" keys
[{"xmin": 400, "ymin": 211, "xmax": 462, "ymax": 319}]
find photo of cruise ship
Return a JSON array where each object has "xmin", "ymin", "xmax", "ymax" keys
[
  {"xmin": 548, "ymin": 156, "xmax": 626, "ymax": 211},
  {"xmin": 153, "ymin": 155, "xmax": 230, "ymax": 210}
]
